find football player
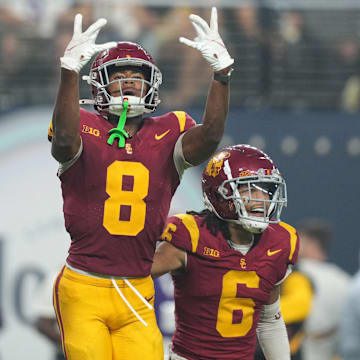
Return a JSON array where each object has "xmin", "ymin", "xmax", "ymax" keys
[
  {"xmin": 152, "ymin": 144, "xmax": 299, "ymax": 360},
  {"xmin": 50, "ymin": 7, "xmax": 233, "ymax": 360}
]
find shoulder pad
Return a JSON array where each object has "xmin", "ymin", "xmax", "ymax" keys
[
  {"xmin": 278, "ymin": 222, "xmax": 299, "ymax": 264},
  {"xmin": 171, "ymin": 111, "xmax": 196, "ymax": 133}
]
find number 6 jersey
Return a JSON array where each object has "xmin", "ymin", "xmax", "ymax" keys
[
  {"xmin": 52, "ymin": 108, "xmax": 195, "ymax": 277},
  {"xmin": 161, "ymin": 213, "xmax": 299, "ymax": 360}
]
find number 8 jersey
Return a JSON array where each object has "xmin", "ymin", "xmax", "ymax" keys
[
  {"xmin": 52, "ymin": 108, "xmax": 195, "ymax": 277},
  {"xmin": 161, "ymin": 213, "xmax": 299, "ymax": 360}
]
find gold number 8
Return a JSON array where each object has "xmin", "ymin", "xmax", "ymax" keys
[{"xmin": 103, "ymin": 161, "xmax": 149, "ymax": 236}]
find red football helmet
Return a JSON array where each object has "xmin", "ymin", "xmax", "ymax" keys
[
  {"xmin": 82, "ymin": 42, "xmax": 162, "ymax": 117},
  {"xmin": 202, "ymin": 144, "xmax": 287, "ymax": 233}
]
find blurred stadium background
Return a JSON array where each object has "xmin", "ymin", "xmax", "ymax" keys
[{"xmin": 1, "ymin": 0, "xmax": 360, "ymax": 358}]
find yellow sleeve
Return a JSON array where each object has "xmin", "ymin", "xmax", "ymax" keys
[
  {"xmin": 160, "ymin": 214, "xmax": 200, "ymax": 253},
  {"xmin": 280, "ymin": 271, "xmax": 314, "ymax": 324},
  {"xmin": 172, "ymin": 111, "xmax": 196, "ymax": 133}
]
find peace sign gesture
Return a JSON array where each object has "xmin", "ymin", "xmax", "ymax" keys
[{"xmin": 60, "ymin": 14, "xmax": 117, "ymax": 73}]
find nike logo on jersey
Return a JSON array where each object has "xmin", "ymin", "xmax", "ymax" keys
[
  {"xmin": 267, "ymin": 248, "xmax": 282, "ymax": 256},
  {"xmin": 155, "ymin": 129, "xmax": 170, "ymax": 140},
  {"xmin": 145, "ymin": 295, "xmax": 154, "ymax": 303}
]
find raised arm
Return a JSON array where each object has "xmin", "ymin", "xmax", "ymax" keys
[
  {"xmin": 180, "ymin": 7, "xmax": 234, "ymax": 165},
  {"xmin": 151, "ymin": 242, "xmax": 186, "ymax": 279},
  {"xmin": 52, "ymin": 69, "xmax": 81, "ymax": 163},
  {"xmin": 51, "ymin": 14, "xmax": 116, "ymax": 163}
]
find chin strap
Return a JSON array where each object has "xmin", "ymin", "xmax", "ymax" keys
[{"xmin": 107, "ymin": 99, "xmax": 130, "ymax": 148}]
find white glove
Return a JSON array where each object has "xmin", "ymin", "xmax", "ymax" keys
[
  {"xmin": 60, "ymin": 14, "xmax": 117, "ymax": 73},
  {"xmin": 179, "ymin": 7, "xmax": 234, "ymax": 72}
]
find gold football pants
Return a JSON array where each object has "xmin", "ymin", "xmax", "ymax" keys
[{"xmin": 53, "ymin": 266, "xmax": 163, "ymax": 360}]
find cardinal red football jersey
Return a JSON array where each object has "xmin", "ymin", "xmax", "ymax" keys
[
  {"xmin": 58, "ymin": 108, "xmax": 195, "ymax": 277},
  {"xmin": 161, "ymin": 214, "xmax": 299, "ymax": 360}
]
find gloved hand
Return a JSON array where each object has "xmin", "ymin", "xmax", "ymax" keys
[
  {"xmin": 60, "ymin": 14, "xmax": 117, "ymax": 73},
  {"xmin": 179, "ymin": 7, "xmax": 234, "ymax": 72}
]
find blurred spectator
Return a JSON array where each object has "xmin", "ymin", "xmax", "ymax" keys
[
  {"xmin": 94, "ymin": 3, "xmax": 161, "ymax": 53},
  {"xmin": 280, "ymin": 268, "xmax": 314, "ymax": 360},
  {"xmin": 155, "ymin": 7, "xmax": 212, "ymax": 109},
  {"xmin": 270, "ymin": 11, "xmax": 326, "ymax": 110},
  {"xmin": 224, "ymin": 4, "xmax": 273, "ymax": 108},
  {"xmin": 338, "ymin": 252, "xmax": 360, "ymax": 360},
  {"xmin": 0, "ymin": 0, "xmax": 73, "ymax": 38},
  {"xmin": 0, "ymin": 1, "xmax": 92, "ymax": 111},
  {"xmin": 297, "ymin": 218, "xmax": 351, "ymax": 360},
  {"xmin": 336, "ymin": 38, "xmax": 360, "ymax": 112},
  {"xmin": 0, "ymin": 25, "xmax": 32, "ymax": 111},
  {"xmin": 32, "ymin": 271, "xmax": 64, "ymax": 360}
]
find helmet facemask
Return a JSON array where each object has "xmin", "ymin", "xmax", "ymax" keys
[
  {"xmin": 218, "ymin": 161, "xmax": 287, "ymax": 233},
  {"xmin": 85, "ymin": 57, "xmax": 162, "ymax": 118}
]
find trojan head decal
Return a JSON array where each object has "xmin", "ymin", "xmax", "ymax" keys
[{"xmin": 205, "ymin": 151, "xmax": 231, "ymax": 177}]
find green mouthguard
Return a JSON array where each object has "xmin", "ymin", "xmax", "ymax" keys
[{"xmin": 107, "ymin": 99, "xmax": 129, "ymax": 148}]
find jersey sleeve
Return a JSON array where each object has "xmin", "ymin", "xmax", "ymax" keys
[
  {"xmin": 171, "ymin": 111, "xmax": 197, "ymax": 134},
  {"xmin": 170, "ymin": 111, "xmax": 197, "ymax": 174},
  {"xmin": 160, "ymin": 214, "xmax": 200, "ymax": 253},
  {"xmin": 273, "ymin": 222, "xmax": 300, "ymax": 284},
  {"xmin": 48, "ymin": 108, "xmax": 91, "ymax": 142},
  {"xmin": 279, "ymin": 222, "xmax": 300, "ymax": 267}
]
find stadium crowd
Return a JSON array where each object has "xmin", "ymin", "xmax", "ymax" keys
[{"xmin": 2, "ymin": 1, "xmax": 360, "ymax": 113}]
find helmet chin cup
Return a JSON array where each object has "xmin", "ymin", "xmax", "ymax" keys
[
  {"xmin": 108, "ymin": 96, "xmax": 146, "ymax": 118},
  {"xmin": 239, "ymin": 218, "xmax": 269, "ymax": 234},
  {"xmin": 225, "ymin": 214, "xmax": 269, "ymax": 234}
]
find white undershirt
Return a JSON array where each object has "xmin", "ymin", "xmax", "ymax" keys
[{"xmin": 227, "ymin": 238, "xmax": 254, "ymax": 255}]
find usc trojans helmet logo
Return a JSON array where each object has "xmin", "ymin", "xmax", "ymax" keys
[{"xmin": 205, "ymin": 151, "xmax": 231, "ymax": 177}]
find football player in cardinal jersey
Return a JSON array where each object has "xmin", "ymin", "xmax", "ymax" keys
[
  {"xmin": 152, "ymin": 144, "xmax": 299, "ymax": 360},
  {"xmin": 49, "ymin": 7, "xmax": 233, "ymax": 360}
]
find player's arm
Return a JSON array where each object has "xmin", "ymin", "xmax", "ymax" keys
[
  {"xmin": 52, "ymin": 68, "xmax": 81, "ymax": 163},
  {"xmin": 51, "ymin": 14, "xmax": 116, "ymax": 163},
  {"xmin": 256, "ymin": 285, "xmax": 291, "ymax": 360},
  {"xmin": 151, "ymin": 241, "xmax": 186, "ymax": 278},
  {"xmin": 179, "ymin": 7, "xmax": 234, "ymax": 165}
]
